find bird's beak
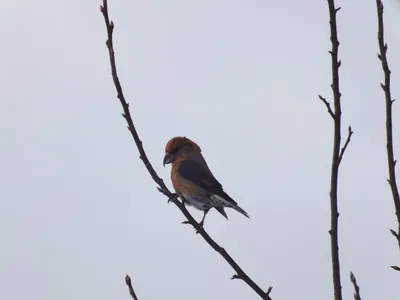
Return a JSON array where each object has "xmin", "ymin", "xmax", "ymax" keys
[{"xmin": 163, "ymin": 153, "xmax": 174, "ymax": 166}]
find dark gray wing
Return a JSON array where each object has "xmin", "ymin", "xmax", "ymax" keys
[{"xmin": 177, "ymin": 159, "xmax": 237, "ymax": 205}]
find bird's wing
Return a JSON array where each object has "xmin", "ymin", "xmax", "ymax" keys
[{"xmin": 177, "ymin": 159, "xmax": 237, "ymax": 205}]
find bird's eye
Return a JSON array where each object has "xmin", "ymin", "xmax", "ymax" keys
[{"xmin": 170, "ymin": 147, "xmax": 179, "ymax": 154}]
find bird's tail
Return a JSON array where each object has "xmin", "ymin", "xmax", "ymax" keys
[
  {"xmin": 232, "ymin": 205, "xmax": 250, "ymax": 218},
  {"xmin": 215, "ymin": 207, "xmax": 229, "ymax": 220}
]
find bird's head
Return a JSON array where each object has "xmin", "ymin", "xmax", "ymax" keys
[{"xmin": 163, "ymin": 136, "xmax": 201, "ymax": 166}]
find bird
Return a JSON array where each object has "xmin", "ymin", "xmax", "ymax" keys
[{"xmin": 163, "ymin": 136, "xmax": 249, "ymax": 227}]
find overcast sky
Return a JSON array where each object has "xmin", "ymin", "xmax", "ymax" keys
[{"xmin": 1, "ymin": 0, "xmax": 400, "ymax": 299}]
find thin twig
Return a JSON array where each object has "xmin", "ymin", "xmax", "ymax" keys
[
  {"xmin": 320, "ymin": 1, "xmax": 352, "ymax": 300},
  {"xmin": 338, "ymin": 126, "xmax": 353, "ymax": 165},
  {"xmin": 376, "ymin": 0, "xmax": 400, "ymax": 255},
  {"xmin": 125, "ymin": 275, "xmax": 139, "ymax": 300},
  {"xmin": 390, "ymin": 229, "xmax": 399, "ymax": 238},
  {"xmin": 266, "ymin": 287, "xmax": 273, "ymax": 297},
  {"xmin": 100, "ymin": 1, "xmax": 273, "ymax": 299},
  {"xmin": 319, "ymin": 95, "xmax": 336, "ymax": 119},
  {"xmin": 391, "ymin": 265, "xmax": 400, "ymax": 271},
  {"xmin": 349, "ymin": 272, "xmax": 362, "ymax": 300}
]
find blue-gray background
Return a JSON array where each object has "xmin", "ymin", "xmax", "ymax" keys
[{"xmin": 1, "ymin": 0, "xmax": 399, "ymax": 299}]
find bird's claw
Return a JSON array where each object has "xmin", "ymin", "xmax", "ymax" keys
[
  {"xmin": 195, "ymin": 222, "xmax": 204, "ymax": 234},
  {"xmin": 167, "ymin": 193, "xmax": 179, "ymax": 203},
  {"xmin": 181, "ymin": 220, "xmax": 203, "ymax": 233}
]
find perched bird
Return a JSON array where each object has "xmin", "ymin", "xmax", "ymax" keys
[{"xmin": 163, "ymin": 136, "xmax": 249, "ymax": 227}]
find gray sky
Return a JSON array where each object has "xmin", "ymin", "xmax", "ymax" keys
[{"xmin": 1, "ymin": 0, "xmax": 400, "ymax": 299}]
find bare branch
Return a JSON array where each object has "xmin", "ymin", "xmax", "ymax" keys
[
  {"xmin": 390, "ymin": 229, "xmax": 399, "ymax": 239},
  {"xmin": 266, "ymin": 287, "xmax": 273, "ymax": 297},
  {"xmin": 100, "ymin": 1, "xmax": 273, "ymax": 299},
  {"xmin": 376, "ymin": 0, "xmax": 400, "ymax": 255},
  {"xmin": 338, "ymin": 126, "xmax": 353, "ymax": 165},
  {"xmin": 323, "ymin": 1, "xmax": 351, "ymax": 299},
  {"xmin": 391, "ymin": 266, "xmax": 400, "ymax": 271},
  {"xmin": 319, "ymin": 95, "xmax": 336, "ymax": 119},
  {"xmin": 125, "ymin": 275, "xmax": 139, "ymax": 300},
  {"xmin": 349, "ymin": 272, "xmax": 362, "ymax": 300}
]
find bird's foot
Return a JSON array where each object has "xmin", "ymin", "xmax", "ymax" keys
[
  {"xmin": 195, "ymin": 221, "xmax": 204, "ymax": 234},
  {"xmin": 181, "ymin": 220, "xmax": 204, "ymax": 234},
  {"xmin": 167, "ymin": 193, "xmax": 179, "ymax": 203}
]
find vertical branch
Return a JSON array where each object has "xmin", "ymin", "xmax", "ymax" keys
[
  {"xmin": 376, "ymin": 0, "xmax": 400, "ymax": 258},
  {"xmin": 327, "ymin": 0, "xmax": 343, "ymax": 299},
  {"xmin": 319, "ymin": 1, "xmax": 353, "ymax": 299}
]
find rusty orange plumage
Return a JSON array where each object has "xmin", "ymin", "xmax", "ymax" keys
[{"xmin": 163, "ymin": 136, "xmax": 249, "ymax": 227}]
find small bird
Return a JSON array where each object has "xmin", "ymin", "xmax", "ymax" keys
[{"xmin": 163, "ymin": 136, "xmax": 249, "ymax": 227}]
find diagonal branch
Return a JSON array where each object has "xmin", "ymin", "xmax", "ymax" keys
[
  {"xmin": 391, "ymin": 265, "xmax": 400, "ymax": 271},
  {"xmin": 349, "ymin": 272, "xmax": 362, "ymax": 300},
  {"xmin": 319, "ymin": 95, "xmax": 336, "ymax": 119},
  {"xmin": 376, "ymin": 0, "xmax": 400, "ymax": 256},
  {"xmin": 338, "ymin": 126, "xmax": 353, "ymax": 165},
  {"xmin": 125, "ymin": 275, "xmax": 139, "ymax": 300},
  {"xmin": 100, "ymin": 1, "xmax": 273, "ymax": 299}
]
